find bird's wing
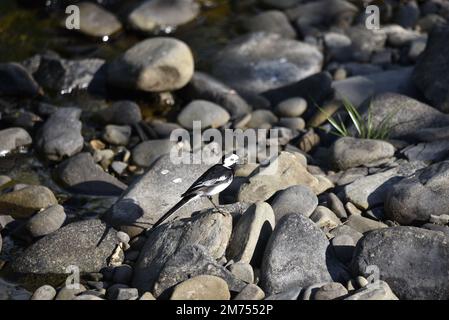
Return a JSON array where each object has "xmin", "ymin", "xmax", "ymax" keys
[{"xmin": 181, "ymin": 164, "xmax": 231, "ymax": 197}]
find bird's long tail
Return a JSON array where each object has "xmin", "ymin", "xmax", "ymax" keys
[{"xmin": 152, "ymin": 194, "xmax": 197, "ymax": 229}]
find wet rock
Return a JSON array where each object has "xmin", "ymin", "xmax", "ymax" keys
[
  {"xmin": 76, "ymin": 2, "xmax": 122, "ymax": 37},
  {"xmin": 36, "ymin": 107, "xmax": 83, "ymax": 161},
  {"xmin": 274, "ymin": 97, "xmax": 307, "ymax": 118},
  {"xmin": 183, "ymin": 72, "xmax": 251, "ymax": 118},
  {"xmin": 132, "ymin": 210, "xmax": 232, "ymax": 293},
  {"xmin": 0, "ymin": 185, "xmax": 57, "ymax": 219},
  {"xmin": 234, "ymin": 284, "xmax": 265, "ymax": 300},
  {"xmin": 385, "ymin": 161, "xmax": 449, "ymax": 225},
  {"xmin": 12, "ymin": 219, "xmax": 120, "ymax": 274},
  {"xmin": 344, "ymin": 281, "xmax": 398, "ymax": 300},
  {"xmin": 107, "ymin": 37, "xmax": 194, "ymax": 92},
  {"xmin": 0, "ymin": 128, "xmax": 32, "ymax": 155},
  {"xmin": 314, "ymin": 282, "xmax": 348, "ymax": 300},
  {"xmin": 238, "ymin": 152, "xmax": 320, "ymax": 203},
  {"xmin": 413, "ymin": 26, "xmax": 449, "ymax": 112},
  {"xmin": 177, "ymin": 100, "xmax": 230, "ymax": 129},
  {"xmin": 244, "ymin": 11, "xmax": 296, "ymax": 39},
  {"xmin": 108, "ymin": 154, "xmax": 213, "ymax": 232},
  {"xmin": 56, "ymin": 152, "xmax": 127, "ymax": 196},
  {"xmin": 128, "ymin": 0, "xmax": 200, "ymax": 33},
  {"xmin": 212, "ymin": 32, "xmax": 323, "ymax": 94},
  {"xmin": 33, "ymin": 55, "xmax": 105, "ymax": 94},
  {"xmin": 343, "ymin": 161, "xmax": 426, "ymax": 210},
  {"xmin": 260, "ymin": 213, "xmax": 332, "ymax": 295},
  {"xmin": 26, "ymin": 204, "xmax": 66, "ymax": 238},
  {"xmin": 152, "ymin": 245, "xmax": 246, "ymax": 297},
  {"xmin": 226, "ymin": 202, "xmax": 275, "ymax": 265},
  {"xmin": 0, "ymin": 62, "xmax": 40, "ymax": 97},
  {"xmin": 330, "ymin": 137, "xmax": 395, "ymax": 170},
  {"xmin": 102, "ymin": 125, "xmax": 131, "ymax": 146},
  {"xmin": 31, "ymin": 285, "xmax": 56, "ymax": 300},
  {"xmin": 270, "ymin": 185, "xmax": 318, "ymax": 221},
  {"xmin": 352, "ymin": 226, "xmax": 449, "ymax": 299},
  {"xmin": 97, "ymin": 101, "xmax": 142, "ymax": 125},
  {"xmin": 170, "ymin": 275, "xmax": 230, "ymax": 300}
]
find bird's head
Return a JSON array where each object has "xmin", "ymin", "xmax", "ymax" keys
[{"xmin": 222, "ymin": 153, "xmax": 239, "ymax": 168}]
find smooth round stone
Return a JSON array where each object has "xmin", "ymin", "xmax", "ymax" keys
[
  {"xmin": 177, "ymin": 100, "xmax": 230, "ymax": 129},
  {"xmin": 0, "ymin": 127, "xmax": 32, "ymax": 154},
  {"xmin": 55, "ymin": 284, "xmax": 87, "ymax": 300},
  {"xmin": 275, "ymin": 97, "xmax": 307, "ymax": 117},
  {"xmin": 170, "ymin": 275, "xmax": 230, "ymax": 300},
  {"xmin": 73, "ymin": 294, "xmax": 104, "ymax": 300},
  {"xmin": 128, "ymin": 0, "xmax": 200, "ymax": 33},
  {"xmin": 150, "ymin": 121, "xmax": 183, "ymax": 138},
  {"xmin": 107, "ymin": 38, "xmax": 194, "ymax": 93},
  {"xmin": 98, "ymin": 101, "xmax": 142, "ymax": 125},
  {"xmin": 270, "ymin": 185, "xmax": 318, "ymax": 222},
  {"xmin": 234, "ymin": 284, "xmax": 265, "ymax": 300},
  {"xmin": 132, "ymin": 139, "xmax": 184, "ymax": 167},
  {"xmin": 246, "ymin": 110, "xmax": 278, "ymax": 129},
  {"xmin": 0, "ymin": 185, "xmax": 57, "ymax": 219},
  {"xmin": 277, "ymin": 117, "xmax": 305, "ymax": 130},
  {"xmin": 76, "ymin": 2, "xmax": 122, "ymax": 37},
  {"xmin": 314, "ymin": 283, "xmax": 348, "ymax": 300},
  {"xmin": 102, "ymin": 125, "xmax": 131, "ymax": 146},
  {"xmin": 326, "ymin": 193, "xmax": 347, "ymax": 219},
  {"xmin": 228, "ymin": 262, "xmax": 254, "ymax": 284},
  {"xmin": 26, "ymin": 204, "xmax": 66, "ymax": 238},
  {"xmin": 31, "ymin": 285, "xmax": 57, "ymax": 300},
  {"xmin": 244, "ymin": 10, "xmax": 296, "ymax": 39}
]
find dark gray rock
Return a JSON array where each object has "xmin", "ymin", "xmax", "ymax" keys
[
  {"xmin": 108, "ymin": 154, "xmax": 213, "ymax": 232},
  {"xmin": 260, "ymin": 213, "xmax": 332, "ymax": 295},
  {"xmin": 0, "ymin": 63, "xmax": 40, "ymax": 96},
  {"xmin": 132, "ymin": 210, "xmax": 232, "ymax": 294},
  {"xmin": 395, "ymin": 1, "xmax": 420, "ymax": 29},
  {"xmin": 113, "ymin": 264, "xmax": 133, "ymax": 285},
  {"xmin": 128, "ymin": 0, "xmax": 200, "ymax": 33},
  {"xmin": 36, "ymin": 107, "xmax": 84, "ymax": 161},
  {"xmin": 330, "ymin": 137, "xmax": 395, "ymax": 170},
  {"xmin": 26, "ymin": 204, "xmax": 66, "ymax": 238},
  {"xmin": 413, "ymin": 26, "xmax": 449, "ymax": 113},
  {"xmin": 56, "ymin": 152, "xmax": 126, "ymax": 196},
  {"xmin": 402, "ymin": 140, "xmax": 449, "ymax": 162},
  {"xmin": 212, "ymin": 32, "xmax": 323, "ymax": 94},
  {"xmin": 260, "ymin": 0, "xmax": 302, "ymax": 10},
  {"xmin": 97, "ymin": 100, "xmax": 142, "ymax": 125},
  {"xmin": 270, "ymin": 185, "xmax": 318, "ymax": 222},
  {"xmin": 107, "ymin": 37, "xmax": 194, "ymax": 92},
  {"xmin": 183, "ymin": 72, "xmax": 251, "ymax": 118},
  {"xmin": 352, "ymin": 227, "xmax": 449, "ymax": 299},
  {"xmin": 244, "ymin": 10, "xmax": 296, "ymax": 39},
  {"xmin": 0, "ymin": 128, "xmax": 32, "ymax": 155},
  {"xmin": 12, "ymin": 219, "xmax": 120, "ymax": 274},
  {"xmin": 385, "ymin": 161, "xmax": 449, "ymax": 225},
  {"xmin": 33, "ymin": 55, "xmax": 105, "ymax": 94},
  {"xmin": 152, "ymin": 245, "xmax": 246, "ymax": 298},
  {"xmin": 132, "ymin": 139, "xmax": 185, "ymax": 168}
]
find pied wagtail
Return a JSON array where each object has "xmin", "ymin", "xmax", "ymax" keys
[{"xmin": 152, "ymin": 153, "xmax": 239, "ymax": 228}]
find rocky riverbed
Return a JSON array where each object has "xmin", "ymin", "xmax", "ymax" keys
[{"xmin": 1, "ymin": 0, "xmax": 449, "ymax": 300}]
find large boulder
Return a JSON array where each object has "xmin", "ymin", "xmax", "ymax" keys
[{"xmin": 352, "ymin": 227, "xmax": 449, "ymax": 300}]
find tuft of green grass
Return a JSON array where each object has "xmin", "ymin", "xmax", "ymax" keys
[{"xmin": 318, "ymin": 97, "xmax": 396, "ymax": 140}]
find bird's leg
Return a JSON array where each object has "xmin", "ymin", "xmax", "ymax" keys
[{"xmin": 207, "ymin": 196, "xmax": 225, "ymax": 215}]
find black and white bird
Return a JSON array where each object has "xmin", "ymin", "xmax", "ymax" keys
[{"xmin": 152, "ymin": 153, "xmax": 239, "ymax": 228}]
